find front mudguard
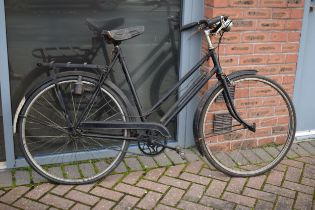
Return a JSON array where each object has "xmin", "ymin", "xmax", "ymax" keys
[{"xmin": 193, "ymin": 70, "xmax": 258, "ymax": 156}]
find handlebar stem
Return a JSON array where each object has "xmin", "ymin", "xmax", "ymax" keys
[{"xmin": 204, "ymin": 29, "xmax": 215, "ymax": 50}]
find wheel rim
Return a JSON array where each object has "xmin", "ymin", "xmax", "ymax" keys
[
  {"xmin": 21, "ymin": 78, "xmax": 127, "ymax": 183},
  {"xmin": 202, "ymin": 76, "xmax": 295, "ymax": 175}
]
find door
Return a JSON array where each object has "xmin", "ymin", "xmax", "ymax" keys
[{"xmin": 294, "ymin": 0, "xmax": 315, "ymax": 138}]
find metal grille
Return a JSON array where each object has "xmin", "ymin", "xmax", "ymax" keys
[{"xmin": 214, "ymin": 113, "xmax": 233, "ymax": 134}]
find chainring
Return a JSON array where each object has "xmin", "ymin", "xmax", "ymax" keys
[{"xmin": 137, "ymin": 131, "xmax": 167, "ymax": 156}]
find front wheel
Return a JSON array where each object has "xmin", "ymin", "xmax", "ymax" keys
[
  {"xmin": 198, "ymin": 74, "xmax": 296, "ymax": 177},
  {"xmin": 18, "ymin": 72, "xmax": 131, "ymax": 184}
]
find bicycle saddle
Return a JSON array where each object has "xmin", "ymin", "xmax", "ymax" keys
[
  {"xmin": 86, "ymin": 17, "xmax": 124, "ymax": 33},
  {"xmin": 105, "ymin": 26, "xmax": 145, "ymax": 42}
]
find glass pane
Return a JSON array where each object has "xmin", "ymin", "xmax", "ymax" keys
[
  {"xmin": 5, "ymin": 0, "xmax": 181, "ymax": 157},
  {"xmin": 0, "ymin": 89, "xmax": 5, "ymax": 161}
]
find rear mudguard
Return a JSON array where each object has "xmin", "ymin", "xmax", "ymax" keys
[{"xmin": 193, "ymin": 70, "xmax": 258, "ymax": 156}]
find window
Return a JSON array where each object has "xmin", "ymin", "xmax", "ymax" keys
[{"xmin": 5, "ymin": 0, "xmax": 181, "ymax": 157}]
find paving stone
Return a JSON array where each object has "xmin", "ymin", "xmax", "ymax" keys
[
  {"xmin": 263, "ymin": 184, "xmax": 295, "ymax": 198},
  {"xmin": 200, "ymin": 195, "xmax": 235, "ymax": 210},
  {"xmin": 161, "ymin": 187, "xmax": 185, "ymax": 206},
  {"xmin": 303, "ymin": 163, "xmax": 315, "ymax": 179},
  {"xmin": 0, "ymin": 190, "xmax": 5, "ymax": 196},
  {"xmin": 199, "ymin": 168, "xmax": 230, "ymax": 182},
  {"xmin": 64, "ymin": 165, "xmax": 81, "ymax": 179},
  {"xmin": 185, "ymin": 161, "xmax": 204, "ymax": 174},
  {"xmin": 155, "ymin": 204, "xmax": 178, "ymax": 210},
  {"xmin": 246, "ymin": 175, "xmax": 266, "ymax": 190},
  {"xmin": 226, "ymin": 177, "xmax": 247, "ymax": 193},
  {"xmin": 301, "ymin": 177, "xmax": 315, "ymax": 187},
  {"xmin": 92, "ymin": 199, "xmax": 115, "ymax": 210},
  {"xmin": 285, "ymin": 166, "xmax": 302, "ymax": 182},
  {"xmin": 114, "ymin": 162, "xmax": 127, "ymax": 173},
  {"xmin": 290, "ymin": 143, "xmax": 310, "ymax": 156},
  {"xmin": 275, "ymin": 196, "xmax": 294, "ymax": 210},
  {"xmin": 222, "ymin": 192, "xmax": 256, "ymax": 207},
  {"xmin": 65, "ymin": 190, "xmax": 100, "ymax": 206},
  {"xmin": 71, "ymin": 203, "xmax": 90, "ymax": 210},
  {"xmin": 296, "ymin": 156, "xmax": 315, "ymax": 165},
  {"xmin": 243, "ymin": 187, "xmax": 276, "ymax": 202},
  {"xmin": 47, "ymin": 167, "xmax": 63, "ymax": 178},
  {"xmin": 165, "ymin": 149, "xmax": 186, "ymax": 164},
  {"xmin": 31, "ymin": 170, "xmax": 47, "ymax": 184},
  {"xmin": 158, "ymin": 176, "xmax": 190, "ymax": 189},
  {"xmin": 266, "ymin": 170, "xmax": 284, "ymax": 186},
  {"xmin": 75, "ymin": 184, "xmax": 94, "ymax": 192},
  {"xmin": 180, "ymin": 172, "xmax": 211, "ymax": 185},
  {"xmin": 136, "ymin": 191, "xmax": 162, "ymax": 209},
  {"xmin": 113, "ymin": 195, "xmax": 139, "ymax": 210},
  {"xmin": 184, "ymin": 149, "xmax": 201, "ymax": 162},
  {"xmin": 281, "ymin": 159, "xmax": 304, "ymax": 168},
  {"xmin": 153, "ymin": 153, "xmax": 172, "ymax": 166},
  {"xmin": 282, "ymin": 181, "xmax": 313, "ymax": 194},
  {"xmin": 252, "ymin": 148, "xmax": 274, "ymax": 162},
  {"xmin": 0, "ymin": 186, "xmax": 29, "ymax": 204},
  {"xmin": 136, "ymin": 179, "xmax": 169, "ymax": 193},
  {"xmin": 297, "ymin": 142, "xmax": 315, "ymax": 155},
  {"xmin": 183, "ymin": 183, "xmax": 205, "ymax": 202},
  {"xmin": 14, "ymin": 170, "xmax": 31, "ymax": 186},
  {"xmin": 40, "ymin": 193, "xmax": 75, "ymax": 210},
  {"xmin": 99, "ymin": 174, "xmax": 123, "ymax": 188},
  {"xmin": 122, "ymin": 171, "xmax": 144, "ymax": 185},
  {"xmin": 125, "ymin": 157, "xmax": 142, "ymax": 171},
  {"xmin": 137, "ymin": 156, "xmax": 157, "ymax": 169},
  {"xmin": 79, "ymin": 163, "xmax": 95, "ymax": 178},
  {"xmin": 240, "ymin": 149, "xmax": 262, "ymax": 164},
  {"xmin": 143, "ymin": 168, "xmax": 165, "ymax": 181},
  {"xmin": 255, "ymin": 200, "xmax": 273, "ymax": 210},
  {"xmin": 95, "ymin": 161, "xmax": 109, "ymax": 173},
  {"xmin": 264, "ymin": 147, "xmax": 280, "ymax": 158},
  {"xmin": 177, "ymin": 200, "xmax": 212, "ymax": 210},
  {"xmin": 0, "ymin": 202, "xmax": 19, "ymax": 210},
  {"xmin": 165, "ymin": 164, "xmax": 185, "ymax": 177},
  {"xmin": 294, "ymin": 192, "xmax": 313, "ymax": 210},
  {"xmin": 286, "ymin": 149, "xmax": 300, "ymax": 159},
  {"xmin": 114, "ymin": 183, "xmax": 147, "ymax": 197},
  {"xmin": 25, "ymin": 183, "xmax": 54, "ymax": 200},
  {"xmin": 0, "ymin": 171, "xmax": 13, "ymax": 187},
  {"xmin": 13, "ymin": 197, "xmax": 48, "ymax": 210},
  {"xmin": 51, "ymin": 185, "xmax": 73, "ymax": 196},
  {"xmin": 234, "ymin": 205, "xmax": 251, "ymax": 210},
  {"xmin": 90, "ymin": 186, "xmax": 124, "ymax": 201},
  {"xmin": 273, "ymin": 163, "xmax": 287, "ymax": 172},
  {"xmin": 206, "ymin": 179, "xmax": 227, "ymax": 198}
]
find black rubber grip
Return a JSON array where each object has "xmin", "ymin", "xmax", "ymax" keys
[
  {"xmin": 207, "ymin": 16, "xmax": 222, "ymax": 27},
  {"xmin": 180, "ymin": 22, "xmax": 199, "ymax": 32}
]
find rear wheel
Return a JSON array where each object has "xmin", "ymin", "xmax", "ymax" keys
[
  {"xmin": 198, "ymin": 74, "xmax": 296, "ymax": 176},
  {"xmin": 18, "ymin": 72, "xmax": 131, "ymax": 184}
]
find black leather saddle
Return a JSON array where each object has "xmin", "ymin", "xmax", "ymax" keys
[{"xmin": 105, "ymin": 26, "xmax": 145, "ymax": 42}]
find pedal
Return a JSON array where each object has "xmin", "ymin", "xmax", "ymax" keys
[{"xmin": 176, "ymin": 146, "xmax": 186, "ymax": 160}]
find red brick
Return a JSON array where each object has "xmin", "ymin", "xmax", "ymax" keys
[
  {"xmin": 114, "ymin": 183, "xmax": 147, "ymax": 197},
  {"xmin": 229, "ymin": 0, "xmax": 258, "ymax": 7},
  {"xmin": 286, "ymin": 54, "xmax": 298, "ymax": 63},
  {"xmin": 268, "ymin": 54, "xmax": 286, "ymax": 64},
  {"xmin": 243, "ymin": 9, "xmax": 272, "ymax": 19},
  {"xmin": 25, "ymin": 183, "xmax": 54, "ymax": 200},
  {"xmin": 290, "ymin": 8, "xmax": 304, "ymax": 19},
  {"xmin": 254, "ymin": 43, "xmax": 282, "ymax": 53},
  {"xmin": 240, "ymin": 55, "xmax": 268, "ymax": 65},
  {"xmin": 161, "ymin": 187, "xmax": 185, "ymax": 206},
  {"xmin": 180, "ymin": 172, "xmax": 211, "ymax": 185},
  {"xmin": 257, "ymin": 20, "xmax": 285, "ymax": 30},
  {"xmin": 272, "ymin": 8, "xmax": 290, "ymax": 19},
  {"xmin": 285, "ymin": 20, "xmax": 302, "ymax": 30},
  {"xmin": 40, "ymin": 194, "xmax": 74, "ymax": 209},
  {"xmin": 222, "ymin": 191, "xmax": 256, "ymax": 207},
  {"xmin": 159, "ymin": 176, "xmax": 190, "ymax": 189},
  {"xmin": 288, "ymin": 31, "xmax": 301, "ymax": 42},
  {"xmin": 206, "ymin": 0, "xmax": 229, "ymax": 7},
  {"xmin": 225, "ymin": 43, "xmax": 253, "ymax": 55},
  {"xmin": 270, "ymin": 31, "xmax": 287, "ymax": 42},
  {"xmin": 13, "ymin": 198, "xmax": 48, "ymax": 210},
  {"xmin": 222, "ymin": 32, "xmax": 241, "ymax": 43},
  {"xmin": 93, "ymin": 199, "xmax": 115, "ymax": 210},
  {"xmin": 65, "ymin": 190, "xmax": 100, "ymax": 206},
  {"xmin": 233, "ymin": 20, "xmax": 256, "ymax": 31},
  {"xmin": 0, "ymin": 186, "xmax": 30, "ymax": 204},
  {"xmin": 282, "ymin": 43, "xmax": 300, "ymax": 53},
  {"xmin": 210, "ymin": 8, "xmax": 244, "ymax": 19},
  {"xmin": 136, "ymin": 179, "xmax": 169, "ymax": 193},
  {"xmin": 260, "ymin": 0, "xmax": 288, "ymax": 7},
  {"xmin": 122, "ymin": 171, "xmax": 143, "ymax": 185},
  {"xmin": 99, "ymin": 174, "xmax": 123, "ymax": 188},
  {"xmin": 242, "ymin": 32, "xmax": 270, "ymax": 42},
  {"xmin": 165, "ymin": 164, "xmax": 185, "ymax": 177},
  {"xmin": 219, "ymin": 55, "xmax": 239, "ymax": 66},
  {"xmin": 144, "ymin": 168, "xmax": 165, "ymax": 181},
  {"xmin": 113, "ymin": 195, "xmax": 139, "ymax": 210},
  {"xmin": 288, "ymin": 0, "xmax": 304, "ymax": 7}
]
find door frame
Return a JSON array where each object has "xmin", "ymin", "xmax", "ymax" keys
[{"xmin": 293, "ymin": 0, "xmax": 315, "ymax": 140}]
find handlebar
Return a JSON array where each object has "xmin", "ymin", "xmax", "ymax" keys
[{"xmin": 180, "ymin": 16, "xmax": 229, "ymax": 32}]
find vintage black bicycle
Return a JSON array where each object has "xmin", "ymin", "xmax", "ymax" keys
[{"xmin": 15, "ymin": 16, "xmax": 296, "ymax": 184}]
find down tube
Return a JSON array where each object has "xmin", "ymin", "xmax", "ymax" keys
[{"xmin": 161, "ymin": 67, "xmax": 217, "ymax": 126}]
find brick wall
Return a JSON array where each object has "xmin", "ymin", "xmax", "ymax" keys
[
  {"xmin": 201, "ymin": 0, "xmax": 304, "ymax": 152},
  {"xmin": 204, "ymin": 0, "xmax": 304, "ymax": 96}
]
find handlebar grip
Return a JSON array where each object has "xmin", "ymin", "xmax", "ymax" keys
[{"xmin": 180, "ymin": 22, "xmax": 198, "ymax": 32}]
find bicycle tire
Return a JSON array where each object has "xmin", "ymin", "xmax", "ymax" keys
[
  {"xmin": 198, "ymin": 74, "xmax": 296, "ymax": 177},
  {"xmin": 18, "ymin": 71, "xmax": 132, "ymax": 184}
]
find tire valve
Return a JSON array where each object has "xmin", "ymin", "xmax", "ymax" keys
[{"xmin": 74, "ymin": 76, "xmax": 83, "ymax": 95}]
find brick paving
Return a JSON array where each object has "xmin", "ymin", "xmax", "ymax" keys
[{"xmin": 0, "ymin": 141, "xmax": 314, "ymax": 209}]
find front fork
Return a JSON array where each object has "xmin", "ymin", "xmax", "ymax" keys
[{"xmin": 218, "ymin": 73, "xmax": 256, "ymax": 132}]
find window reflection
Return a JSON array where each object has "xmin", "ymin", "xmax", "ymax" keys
[{"xmin": 6, "ymin": 0, "xmax": 181, "ymax": 157}]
